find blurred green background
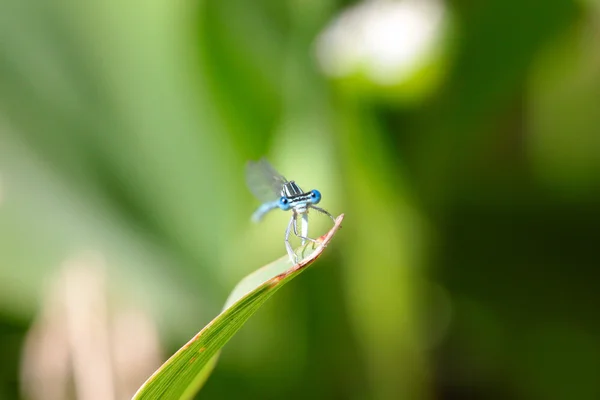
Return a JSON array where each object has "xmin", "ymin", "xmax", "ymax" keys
[{"xmin": 1, "ymin": 0, "xmax": 599, "ymax": 399}]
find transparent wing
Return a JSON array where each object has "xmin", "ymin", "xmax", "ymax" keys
[{"xmin": 245, "ymin": 158, "xmax": 288, "ymax": 203}]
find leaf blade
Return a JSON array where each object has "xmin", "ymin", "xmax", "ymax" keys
[{"xmin": 132, "ymin": 214, "xmax": 344, "ymax": 400}]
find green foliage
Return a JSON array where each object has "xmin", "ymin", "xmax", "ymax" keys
[{"xmin": 1, "ymin": 0, "xmax": 599, "ymax": 399}]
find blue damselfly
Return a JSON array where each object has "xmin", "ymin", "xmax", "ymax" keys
[{"xmin": 246, "ymin": 158, "xmax": 335, "ymax": 263}]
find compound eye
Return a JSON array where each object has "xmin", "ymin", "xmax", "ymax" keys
[
  {"xmin": 310, "ymin": 190, "xmax": 321, "ymax": 204},
  {"xmin": 278, "ymin": 196, "xmax": 291, "ymax": 210}
]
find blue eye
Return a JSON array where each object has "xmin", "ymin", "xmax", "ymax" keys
[
  {"xmin": 278, "ymin": 196, "xmax": 291, "ymax": 211},
  {"xmin": 310, "ymin": 190, "xmax": 321, "ymax": 204}
]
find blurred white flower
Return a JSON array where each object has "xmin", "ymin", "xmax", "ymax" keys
[{"xmin": 316, "ymin": 0, "xmax": 447, "ymax": 86}]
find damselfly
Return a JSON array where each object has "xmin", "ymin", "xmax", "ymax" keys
[{"xmin": 246, "ymin": 158, "xmax": 335, "ymax": 264}]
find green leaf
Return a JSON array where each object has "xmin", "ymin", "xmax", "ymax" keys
[{"xmin": 132, "ymin": 214, "xmax": 345, "ymax": 400}]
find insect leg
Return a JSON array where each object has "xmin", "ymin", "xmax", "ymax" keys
[
  {"xmin": 309, "ymin": 205, "xmax": 336, "ymax": 223},
  {"xmin": 293, "ymin": 213, "xmax": 319, "ymax": 245},
  {"xmin": 285, "ymin": 214, "xmax": 297, "ymax": 264}
]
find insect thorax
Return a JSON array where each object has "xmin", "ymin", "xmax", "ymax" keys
[{"xmin": 281, "ymin": 181, "xmax": 304, "ymax": 198}]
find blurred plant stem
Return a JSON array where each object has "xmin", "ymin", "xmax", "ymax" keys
[
  {"xmin": 335, "ymin": 96, "xmax": 431, "ymax": 400},
  {"xmin": 21, "ymin": 252, "xmax": 162, "ymax": 400}
]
